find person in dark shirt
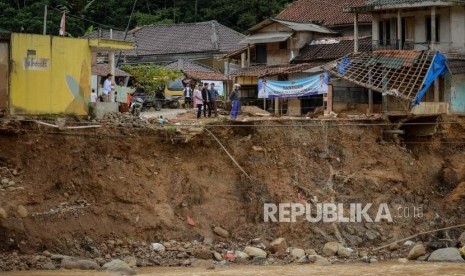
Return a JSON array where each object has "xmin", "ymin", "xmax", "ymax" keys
[
  {"xmin": 201, "ymin": 83, "xmax": 210, "ymax": 117},
  {"xmin": 208, "ymin": 83, "xmax": 219, "ymax": 117}
]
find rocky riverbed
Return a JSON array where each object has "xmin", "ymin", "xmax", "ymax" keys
[{"xmin": 1, "ymin": 235, "xmax": 464, "ymax": 274}]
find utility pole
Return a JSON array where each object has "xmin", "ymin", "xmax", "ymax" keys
[
  {"xmin": 43, "ymin": 5, "xmax": 47, "ymax": 35},
  {"xmin": 195, "ymin": 0, "xmax": 198, "ymax": 23}
]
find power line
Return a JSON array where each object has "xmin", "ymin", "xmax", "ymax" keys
[{"xmin": 48, "ymin": 6, "xmax": 125, "ymax": 32}]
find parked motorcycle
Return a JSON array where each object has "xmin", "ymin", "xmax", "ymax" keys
[{"xmin": 130, "ymin": 88, "xmax": 180, "ymax": 115}]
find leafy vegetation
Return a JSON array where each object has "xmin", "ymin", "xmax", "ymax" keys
[
  {"xmin": 121, "ymin": 64, "xmax": 183, "ymax": 92},
  {"xmin": 0, "ymin": 0, "xmax": 294, "ymax": 36}
]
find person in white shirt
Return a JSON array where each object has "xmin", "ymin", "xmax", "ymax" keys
[
  {"xmin": 102, "ymin": 74, "xmax": 113, "ymax": 102},
  {"xmin": 183, "ymin": 84, "xmax": 192, "ymax": 108}
]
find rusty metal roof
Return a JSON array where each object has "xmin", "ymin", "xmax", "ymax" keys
[{"xmin": 324, "ymin": 50, "xmax": 435, "ymax": 101}]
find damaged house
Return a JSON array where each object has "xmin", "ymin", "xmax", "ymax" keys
[{"xmin": 328, "ymin": 0, "xmax": 465, "ymax": 115}]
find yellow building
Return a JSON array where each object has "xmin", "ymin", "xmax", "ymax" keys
[{"xmin": 0, "ymin": 33, "xmax": 132, "ymax": 115}]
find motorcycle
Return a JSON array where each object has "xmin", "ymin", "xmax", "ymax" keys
[{"xmin": 130, "ymin": 89, "xmax": 180, "ymax": 116}]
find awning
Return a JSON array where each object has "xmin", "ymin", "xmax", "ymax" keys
[
  {"xmin": 272, "ymin": 19, "xmax": 335, "ymax": 34},
  {"xmin": 239, "ymin": 32, "xmax": 293, "ymax": 45},
  {"xmin": 88, "ymin": 38, "xmax": 134, "ymax": 52}
]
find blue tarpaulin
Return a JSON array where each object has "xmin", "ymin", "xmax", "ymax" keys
[{"xmin": 414, "ymin": 51, "xmax": 448, "ymax": 105}]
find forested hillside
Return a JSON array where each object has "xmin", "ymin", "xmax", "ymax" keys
[{"xmin": 0, "ymin": 0, "xmax": 294, "ymax": 36}]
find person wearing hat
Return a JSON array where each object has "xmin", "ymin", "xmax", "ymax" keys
[
  {"xmin": 102, "ymin": 73, "xmax": 113, "ymax": 102},
  {"xmin": 230, "ymin": 84, "xmax": 241, "ymax": 119}
]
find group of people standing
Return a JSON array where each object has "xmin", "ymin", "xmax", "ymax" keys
[
  {"xmin": 184, "ymin": 82, "xmax": 222, "ymax": 119},
  {"xmin": 183, "ymin": 82, "xmax": 241, "ymax": 120}
]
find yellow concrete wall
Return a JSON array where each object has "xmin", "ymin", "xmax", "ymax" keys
[{"xmin": 10, "ymin": 33, "xmax": 91, "ymax": 115}]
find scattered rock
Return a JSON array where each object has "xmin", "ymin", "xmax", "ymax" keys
[
  {"xmin": 369, "ymin": 258, "xmax": 378, "ymax": 263},
  {"xmin": 297, "ymin": 255, "xmax": 309, "ymax": 264},
  {"xmin": 1, "ymin": 178, "xmax": 8, "ymax": 185},
  {"xmin": 305, "ymin": 249, "xmax": 317, "ymax": 256},
  {"xmin": 176, "ymin": 252, "xmax": 189, "ymax": 259},
  {"xmin": 322, "ymin": 242, "xmax": 341, "ymax": 257},
  {"xmin": 234, "ymin": 251, "xmax": 249, "ymax": 259},
  {"xmin": 0, "ymin": 207, "xmax": 7, "ymax": 219},
  {"xmin": 123, "ymin": 256, "xmax": 138, "ymax": 267},
  {"xmin": 252, "ymin": 146, "xmax": 264, "ymax": 152},
  {"xmin": 459, "ymin": 232, "xmax": 465, "ymax": 247},
  {"xmin": 314, "ymin": 255, "xmax": 331, "ymax": 266},
  {"xmin": 337, "ymin": 247, "xmax": 353, "ymax": 258},
  {"xmin": 407, "ymin": 243, "xmax": 427, "ymax": 260},
  {"xmin": 193, "ymin": 248, "xmax": 212, "ymax": 260},
  {"xmin": 213, "ymin": 251, "xmax": 223, "ymax": 261},
  {"xmin": 417, "ymin": 254, "xmax": 431, "ymax": 261},
  {"xmin": 203, "ymin": 237, "xmax": 214, "ymax": 245},
  {"xmin": 398, "ymin": 258, "xmax": 409, "ymax": 264},
  {"xmin": 42, "ymin": 262, "xmax": 56, "ymax": 270},
  {"xmin": 213, "ymin": 226, "xmax": 229, "ymax": 238},
  {"xmin": 269, "ymin": 238, "xmax": 287, "ymax": 255},
  {"xmin": 102, "ymin": 259, "xmax": 136, "ymax": 275},
  {"xmin": 290, "ymin": 248, "xmax": 305, "ymax": 259},
  {"xmin": 50, "ymin": 254, "xmax": 67, "ymax": 261},
  {"xmin": 17, "ymin": 205, "xmax": 28, "ymax": 218},
  {"xmin": 61, "ymin": 257, "xmax": 100, "ymax": 270},
  {"xmin": 404, "ymin": 240, "xmax": 415, "ymax": 247},
  {"xmin": 428, "ymin": 248, "xmax": 465, "ymax": 262},
  {"xmin": 244, "ymin": 246, "xmax": 267, "ymax": 258},
  {"xmin": 151, "ymin": 243, "xmax": 165, "ymax": 253},
  {"xmin": 389, "ymin": 243, "xmax": 400, "ymax": 251}
]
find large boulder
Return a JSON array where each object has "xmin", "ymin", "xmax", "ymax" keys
[
  {"xmin": 61, "ymin": 257, "xmax": 100, "ymax": 270},
  {"xmin": 290, "ymin": 248, "xmax": 305, "ymax": 259},
  {"xmin": 407, "ymin": 244, "xmax": 427, "ymax": 260},
  {"xmin": 428, "ymin": 248, "xmax": 465, "ymax": 262},
  {"xmin": 244, "ymin": 246, "xmax": 267, "ymax": 258},
  {"xmin": 102, "ymin": 259, "xmax": 137, "ymax": 275},
  {"xmin": 269, "ymin": 238, "xmax": 287, "ymax": 255},
  {"xmin": 322, "ymin": 242, "xmax": 341, "ymax": 257}
]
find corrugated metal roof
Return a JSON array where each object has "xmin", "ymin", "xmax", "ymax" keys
[
  {"xmin": 239, "ymin": 32, "xmax": 293, "ymax": 45},
  {"xmin": 272, "ymin": 19, "xmax": 336, "ymax": 33},
  {"xmin": 324, "ymin": 50, "xmax": 435, "ymax": 101}
]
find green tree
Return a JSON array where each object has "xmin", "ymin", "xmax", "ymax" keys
[{"xmin": 121, "ymin": 64, "xmax": 183, "ymax": 93}]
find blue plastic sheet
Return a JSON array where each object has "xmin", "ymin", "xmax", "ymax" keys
[{"xmin": 414, "ymin": 52, "xmax": 447, "ymax": 105}]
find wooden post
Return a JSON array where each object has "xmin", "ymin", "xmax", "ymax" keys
[
  {"xmin": 326, "ymin": 83, "xmax": 333, "ymax": 114},
  {"xmin": 397, "ymin": 10, "xmax": 402, "ymax": 50},
  {"xmin": 431, "ymin": 6, "xmax": 437, "ymax": 50},
  {"xmin": 241, "ymin": 52, "xmax": 246, "ymax": 68},
  {"xmin": 354, "ymin": 13, "xmax": 359, "ymax": 53},
  {"xmin": 247, "ymin": 44, "xmax": 251, "ymax": 67},
  {"xmin": 368, "ymin": 69, "xmax": 373, "ymax": 114},
  {"xmin": 434, "ymin": 79, "xmax": 440, "ymax": 102}
]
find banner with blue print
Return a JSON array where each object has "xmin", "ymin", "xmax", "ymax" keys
[{"xmin": 258, "ymin": 73, "xmax": 329, "ymax": 99}]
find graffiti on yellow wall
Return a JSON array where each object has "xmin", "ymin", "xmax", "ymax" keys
[{"xmin": 10, "ymin": 33, "xmax": 91, "ymax": 115}]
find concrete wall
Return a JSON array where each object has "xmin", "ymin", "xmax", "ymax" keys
[
  {"xmin": 450, "ymin": 6, "xmax": 465, "ymax": 53},
  {"xmin": 0, "ymin": 42, "xmax": 8, "ymax": 112},
  {"xmin": 450, "ymin": 74, "xmax": 465, "ymax": 113},
  {"xmin": 10, "ymin": 33, "xmax": 91, "ymax": 115},
  {"xmin": 373, "ymin": 7, "xmax": 455, "ymax": 52}
]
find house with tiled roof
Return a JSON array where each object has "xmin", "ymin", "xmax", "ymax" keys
[
  {"xmin": 276, "ymin": 0, "xmax": 372, "ymax": 37},
  {"xmin": 224, "ymin": 0, "xmax": 376, "ymax": 115},
  {"xmin": 332, "ymin": 0, "xmax": 465, "ymax": 115},
  {"xmin": 89, "ymin": 20, "xmax": 244, "ymax": 71},
  {"xmin": 166, "ymin": 59, "xmax": 227, "ymax": 81}
]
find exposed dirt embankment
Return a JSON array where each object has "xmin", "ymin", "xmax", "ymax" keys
[{"xmin": 0, "ymin": 117, "xmax": 464, "ymax": 257}]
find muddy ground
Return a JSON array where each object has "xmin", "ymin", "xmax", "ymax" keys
[{"xmin": 0, "ymin": 115, "xmax": 464, "ymax": 270}]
